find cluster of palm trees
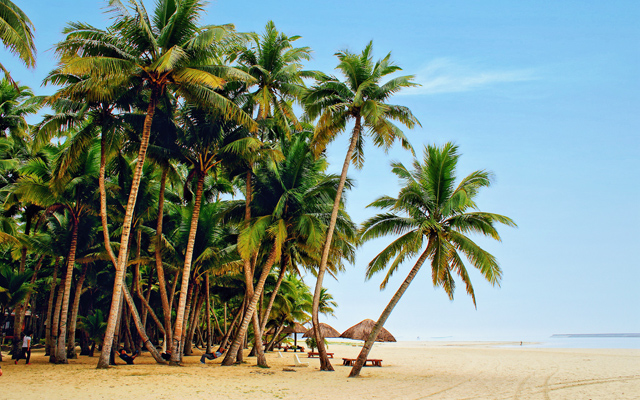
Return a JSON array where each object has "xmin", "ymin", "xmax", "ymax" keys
[{"xmin": 1, "ymin": 0, "xmax": 515, "ymax": 378}]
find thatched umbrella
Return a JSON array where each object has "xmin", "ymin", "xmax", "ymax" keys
[
  {"xmin": 339, "ymin": 319, "xmax": 396, "ymax": 342},
  {"xmin": 282, "ymin": 323, "xmax": 308, "ymax": 349},
  {"xmin": 302, "ymin": 323, "xmax": 341, "ymax": 338}
]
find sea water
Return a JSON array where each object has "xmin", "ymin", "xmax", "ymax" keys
[{"xmin": 527, "ymin": 335, "xmax": 640, "ymax": 349}]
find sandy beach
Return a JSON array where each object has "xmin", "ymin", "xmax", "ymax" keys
[{"xmin": 1, "ymin": 342, "xmax": 638, "ymax": 399}]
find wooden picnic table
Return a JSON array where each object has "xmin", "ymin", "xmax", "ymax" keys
[
  {"xmin": 342, "ymin": 358, "xmax": 382, "ymax": 367},
  {"xmin": 307, "ymin": 352, "xmax": 334, "ymax": 358}
]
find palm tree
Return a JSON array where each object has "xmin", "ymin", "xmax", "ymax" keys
[
  {"xmin": 223, "ymin": 21, "xmax": 310, "ymax": 364},
  {"xmin": 348, "ymin": 143, "xmax": 516, "ymax": 377},
  {"xmin": 0, "ymin": 262, "xmax": 31, "ymax": 362},
  {"xmin": 52, "ymin": 0, "xmax": 256, "ymax": 368},
  {"xmin": 12, "ymin": 143, "xmax": 99, "ymax": 363},
  {"xmin": 0, "ymin": 79, "xmax": 40, "ymax": 139},
  {"xmin": 0, "ymin": 0, "xmax": 36, "ymax": 83},
  {"xmin": 236, "ymin": 20, "xmax": 311, "ymax": 131},
  {"xmin": 303, "ymin": 41, "xmax": 420, "ymax": 370},
  {"xmin": 78, "ymin": 309, "xmax": 107, "ymax": 357},
  {"xmin": 222, "ymin": 129, "xmax": 353, "ymax": 366}
]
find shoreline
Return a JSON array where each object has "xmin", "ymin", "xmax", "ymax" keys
[{"xmin": 1, "ymin": 342, "xmax": 638, "ymax": 399}]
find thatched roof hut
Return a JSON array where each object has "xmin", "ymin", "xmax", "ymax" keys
[
  {"xmin": 282, "ymin": 322, "xmax": 308, "ymax": 334},
  {"xmin": 339, "ymin": 319, "xmax": 396, "ymax": 342},
  {"xmin": 302, "ymin": 323, "xmax": 341, "ymax": 338}
]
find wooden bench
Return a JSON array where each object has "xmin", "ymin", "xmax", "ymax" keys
[
  {"xmin": 342, "ymin": 358, "xmax": 382, "ymax": 367},
  {"xmin": 282, "ymin": 345, "xmax": 305, "ymax": 352},
  {"xmin": 307, "ymin": 352, "xmax": 334, "ymax": 358}
]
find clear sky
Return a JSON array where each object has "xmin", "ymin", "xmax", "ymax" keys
[{"xmin": 4, "ymin": 0, "xmax": 639, "ymax": 341}]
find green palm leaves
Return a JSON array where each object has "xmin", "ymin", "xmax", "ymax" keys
[
  {"xmin": 237, "ymin": 21, "xmax": 311, "ymax": 129},
  {"xmin": 305, "ymin": 41, "xmax": 420, "ymax": 166},
  {"xmin": 349, "ymin": 143, "xmax": 515, "ymax": 377},
  {"xmin": 0, "ymin": 0, "xmax": 36, "ymax": 83},
  {"xmin": 362, "ymin": 142, "xmax": 516, "ymax": 304}
]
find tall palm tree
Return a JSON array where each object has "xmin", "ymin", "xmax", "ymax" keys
[
  {"xmin": 348, "ymin": 143, "xmax": 516, "ymax": 377},
  {"xmin": 52, "ymin": 0, "xmax": 256, "ymax": 368},
  {"xmin": 224, "ymin": 21, "xmax": 310, "ymax": 364},
  {"xmin": 303, "ymin": 41, "xmax": 420, "ymax": 370},
  {"xmin": 0, "ymin": 0, "xmax": 36, "ymax": 83},
  {"xmin": 168, "ymin": 105, "xmax": 239, "ymax": 364},
  {"xmin": 222, "ymin": 129, "xmax": 353, "ymax": 366}
]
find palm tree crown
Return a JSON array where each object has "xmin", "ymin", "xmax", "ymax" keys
[
  {"xmin": 362, "ymin": 142, "xmax": 516, "ymax": 304},
  {"xmin": 304, "ymin": 41, "xmax": 420, "ymax": 166}
]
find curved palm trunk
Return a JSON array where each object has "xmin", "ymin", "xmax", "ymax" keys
[
  {"xmin": 185, "ymin": 289, "xmax": 205, "ymax": 355},
  {"xmin": 66, "ymin": 264, "xmax": 87, "ymax": 358},
  {"xmin": 98, "ymin": 88, "xmax": 159, "ymax": 369},
  {"xmin": 259, "ymin": 261, "xmax": 287, "ymax": 335},
  {"xmin": 219, "ymin": 298, "xmax": 243, "ymax": 351},
  {"xmin": 170, "ymin": 173, "xmax": 205, "ymax": 365},
  {"xmin": 313, "ymin": 118, "xmax": 361, "ymax": 371},
  {"xmin": 222, "ymin": 244, "xmax": 277, "ymax": 366},
  {"xmin": 55, "ymin": 217, "xmax": 79, "ymax": 364},
  {"xmin": 349, "ymin": 247, "xmax": 430, "ymax": 377},
  {"xmin": 154, "ymin": 168, "xmax": 173, "ymax": 346},
  {"xmin": 121, "ymin": 284, "xmax": 165, "ymax": 363},
  {"xmin": 45, "ymin": 258, "xmax": 59, "ymax": 356}
]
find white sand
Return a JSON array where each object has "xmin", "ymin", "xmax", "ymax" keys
[{"xmin": 1, "ymin": 342, "xmax": 638, "ymax": 399}]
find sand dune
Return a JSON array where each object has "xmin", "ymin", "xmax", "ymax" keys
[{"xmin": 1, "ymin": 342, "xmax": 638, "ymax": 399}]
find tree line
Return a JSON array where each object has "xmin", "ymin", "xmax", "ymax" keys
[{"xmin": 0, "ymin": 0, "xmax": 515, "ymax": 377}]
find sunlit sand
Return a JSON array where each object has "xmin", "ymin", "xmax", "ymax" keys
[{"xmin": 1, "ymin": 342, "xmax": 638, "ymax": 399}]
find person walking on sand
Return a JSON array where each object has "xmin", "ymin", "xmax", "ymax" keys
[{"xmin": 15, "ymin": 330, "xmax": 32, "ymax": 365}]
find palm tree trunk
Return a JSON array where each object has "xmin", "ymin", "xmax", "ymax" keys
[
  {"xmin": 219, "ymin": 298, "xmax": 244, "ymax": 351},
  {"xmin": 49, "ymin": 259, "xmax": 65, "ymax": 362},
  {"xmin": 313, "ymin": 117, "xmax": 361, "ymax": 371},
  {"xmin": 140, "ymin": 267, "xmax": 153, "ymax": 332},
  {"xmin": 170, "ymin": 173, "xmax": 205, "ymax": 365},
  {"xmin": 12, "ymin": 218, "xmax": 31, "ymax": 358},
  {"xmin": 185, "ymin": 289, "xmax": 204, "ymax": 355},
  {"xmin": 45, "ymin": 258, "xmax": 59, "ymax": 356},
  {"xmin": 222, "ymin": 244, "xmax": 278, "ymax": 366},
  {"xmin": 98, "ymin": 87, "xmax": 159, "ymax": 369},
  {"xmin": 56, "ymin": 217, "xmax": 80, "ymax": 364},
  {"xmin": 121, "ymin": 284, "xmax": 165, "ymax": 363},
  {"xmin": 260, "ymin": 261, "xmax": 287, "ymax": 334},
  {"xmin": 154, "ymin": 167, "xmax": 173, "ymax": 346},
  {"xmin": 205, "ymin": 272, "xmax": 212, "ymax": 353},
  {"xmin": 178, "ymin": 281, "xmax": 195, "ymax": 358},
  {"xmin": 66, "ymin": 264, "xmax": 87, "ymax": 358},
  {"xmin": 349, "ymin": 247, "xmax": 430, "ymax": 377}
]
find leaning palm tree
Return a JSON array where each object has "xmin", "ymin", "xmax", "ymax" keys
[
  {"xmin": 222, "ymin": 131, "xmax": 351, "ymax": 366},
  {"xmin": 348, "ymin": 143, "xmax": 516, "ymax": 377},
  {"xmin": 303, "ymin": 41, "xmax": 420, "ymax": 370},
  {"xmin": 52, "ymin": 0, "xmax": 256, "ymax": 368},
  {"xmin": 0, "ymin": 0, "xmax": 36, "ymax": 83}
]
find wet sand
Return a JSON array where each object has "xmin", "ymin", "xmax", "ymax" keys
[{"xmin": 0, "ymin": 342, "xmax": 638, "ymax": 399}]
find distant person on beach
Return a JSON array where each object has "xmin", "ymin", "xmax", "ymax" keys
[
  {"xmin": 14, "ymin": 330, "xmax": 31, "ymax": 365},
  {"xmin": 118, "ymin": 348, "xmax": 139, "ymax": 364},
  {"xmin": 200, "ymin": 347, "xmax": 225, "ymax": 364},
  {"xmin": 0, "ymin": 364, "xmax": 3, "ymax": 376}
]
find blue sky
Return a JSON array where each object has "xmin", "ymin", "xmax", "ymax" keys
[{"xmin": 4, "ymin": 0, "xmax": 639, "ymax": 341}]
